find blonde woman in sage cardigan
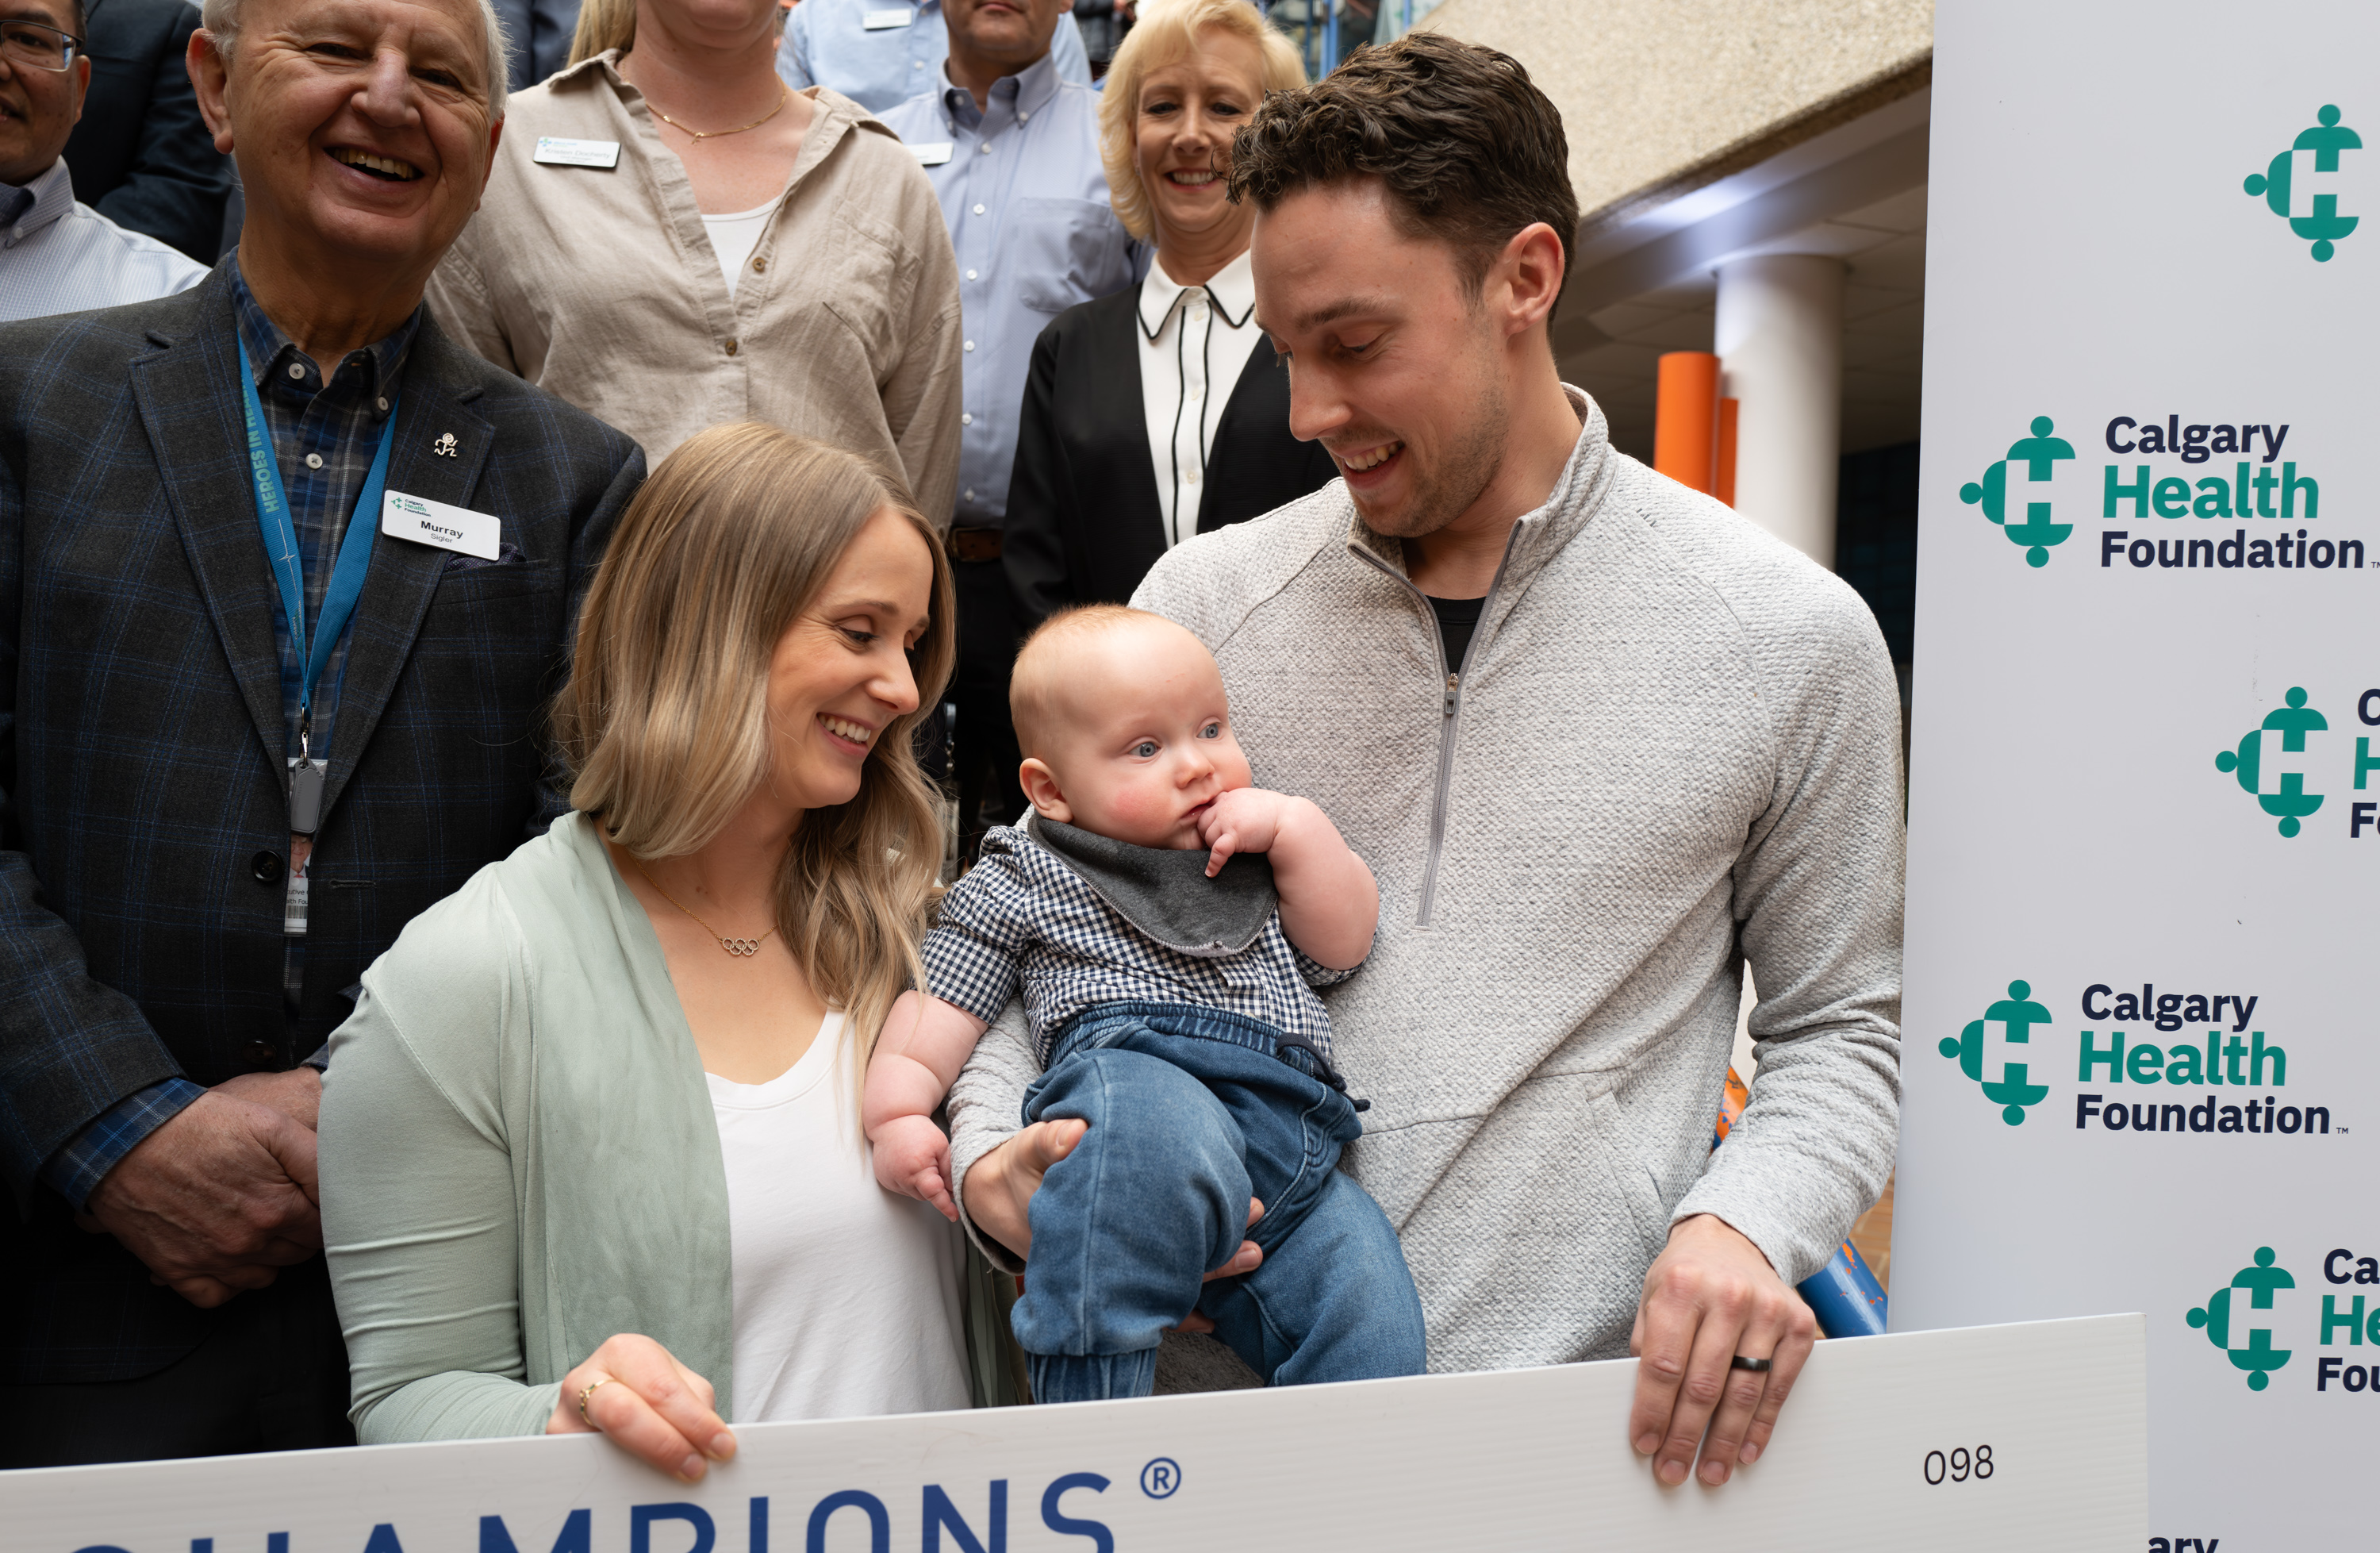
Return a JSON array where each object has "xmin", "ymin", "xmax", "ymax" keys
[{"xmin": 319, "ymin": 424, "xmax": 983, "ymax": 1479}]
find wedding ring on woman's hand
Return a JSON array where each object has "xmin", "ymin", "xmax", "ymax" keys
[
  {"xmin": 577, "ymin": 1376, "xmax": 616, "ymax": 1425},
  {"xmin": 1730, "ymin": 1354, "xmax": 1774, "ymax": 1372}
]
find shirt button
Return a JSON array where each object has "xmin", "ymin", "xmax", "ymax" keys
[
  {"xmin": 965, "ymin": 269, "xmax": 978, "ymax": 280},
  {"xmin": 724, "ymin": 339, "xmax": 739, "ymax": 356},
  {"xmin": 972, "ymin": 203, "xmax": 985, "ymax": 216},
  {"xmin": 286, "ymin": 363, "xmax": 305, "ymax": 380},
  {"xmin": 913, "ymin": 60, "xmax": 923, "ymax": 67},
  {"xmin": 304, "ymin": 452, "xmax": 324, "ymax": 470},
  {"xmin": 752, "ymin": 256, "xmax": 766, "ymax": 273},
  {"xmin": 1019, "ymin": 111, "xmax": 1029, "ymax": 123},
  {"xmin": 964, "ymin": 489, "xmax": 976, "ymax": 502},
  {"xmin": 244, "ymin": 1038, "xmax": 281, "ymax": 1070},
  {"xmin": 980, "ymin": 143, "xmax": 992, "ymax": 154},
  {"xmin": 376, "ymin": 396, "xmax": 389, "ymax": 412},
  {"xmin": 963, "ymin": 340, "xmax": 975, "ymax": 352},
  {"xmin": 961, "ymin": 413, "xmax": 973, "ymax": 425},
  {"xmin": 249, "ymin": 849, "xmax": 284, "ymax": 883}
]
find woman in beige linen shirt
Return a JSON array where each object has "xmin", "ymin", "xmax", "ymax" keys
[{"xmin": 424, "ymin": 0, "xmax": 963, "ymax": 513}]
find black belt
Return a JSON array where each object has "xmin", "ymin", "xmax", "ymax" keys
[{"xmin": 948, "ymin": 526, "xmax": 1002, "ymax": 563}]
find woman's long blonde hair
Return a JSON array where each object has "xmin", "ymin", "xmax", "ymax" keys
[
  {"xmin": 1099, "ymin": 0, "xmax": 1307, "ymax": 244},
  {"xmin": 567, "ymin": 0, "xmax": 632, "ymax": 66},
  {"xmin": 555, "ymin": 423, "xmax": 955, "ymax": 1086}
]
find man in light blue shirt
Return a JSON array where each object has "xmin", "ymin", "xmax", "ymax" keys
[
  {"xmin": 877, "ymin": 0, "xmax": 1138, "ymax": 856},
  {"xmin": 778, "ymin": 0, "xmax": 1092, "ymax": 114},
  {"xmin": 0, "ymin": 0, "xmax": 204, "ymax": 321}
]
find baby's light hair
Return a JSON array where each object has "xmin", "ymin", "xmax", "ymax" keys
[{"xmin": 1009, "ymin": 605, "xmax": 1179, "ymax": 759}]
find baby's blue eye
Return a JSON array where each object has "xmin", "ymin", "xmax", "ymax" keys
[
  {"xmin": 1200, "ymin": 722, "xmax": 1221, "ymax": 739},
  {"xmin": 1134, "ymin": 740, "xmax": 1158, "ymax": 758}
]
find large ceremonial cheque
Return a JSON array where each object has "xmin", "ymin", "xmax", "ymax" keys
[
  {"xmin": 1894, "ymin": 2, "xmax": 2379, "ymax": 1547},
  {"xmin": 10, "ymin": 1320, "xmax": 2139, "ymax": 1553}
]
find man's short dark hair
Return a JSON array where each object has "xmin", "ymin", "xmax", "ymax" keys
[{"xmin": 1228, "ymin": 33, "xmax": 1578, "ymax": 311}]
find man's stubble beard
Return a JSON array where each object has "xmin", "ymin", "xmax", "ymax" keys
[{"xmin": 1350, "ymin": 348, "xmax": 1510, "ymax": 543}]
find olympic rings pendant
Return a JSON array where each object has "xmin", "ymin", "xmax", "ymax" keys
[{"xmin": 719, "ymin": 937, "xmax": 765, "ymax": 958}]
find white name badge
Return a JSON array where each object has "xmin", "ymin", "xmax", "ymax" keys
[
  {"xmin": 862, "ymin": 5, "xmax": 913, "ymax": 27},
  {"xmin": 909, "ymin": 140, "xmax": 954, "ymax": 166},
  {"xmin": 532, "ymin": 136, "xmax": 620, "ymax": 169},
  {"xmin": 383, "ymin": 490, "xmax": 502, "ymax": 561}
]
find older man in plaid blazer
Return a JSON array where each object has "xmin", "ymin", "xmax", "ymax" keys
[{"xmin": 0, "ymin": 0, "xmax": 642, "ymax": 1464}]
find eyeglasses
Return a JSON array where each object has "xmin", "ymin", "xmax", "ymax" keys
[{"xmin": 1, "ymin": 19, "xmax": 84, "ymax": 72}]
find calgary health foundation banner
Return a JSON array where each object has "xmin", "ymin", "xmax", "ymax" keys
[{"xmin": 1895, "ymin": 2, "xmax": 2380, "ymax": 1547}]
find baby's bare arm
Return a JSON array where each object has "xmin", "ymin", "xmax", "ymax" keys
[
  {"xmin": 864, "ymin": 990, "xmax": 992, "ymax": 1140},
  {"xmin": 1198, "ymin": 790, "xmax": 1377, "ymax": 970}
]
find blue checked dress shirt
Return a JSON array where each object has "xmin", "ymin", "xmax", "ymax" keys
[
  {"xmin": 0, "ymin": 159, "xmax": 206, "ymax": 323},
  {"xmin": 878, "ymin": 52, "xmax": 1141, "ymax": 525},
  {"xmin": 776, "ymin": 0, "xmax": 1092, "ymax": 113},
  {"xmin": 923, "ymin": 825, "xmax": 1354, "ymax": 1067},
  {"xmin": 34, "ymin": 272, "xmax": 420, "ymax": 1209}
]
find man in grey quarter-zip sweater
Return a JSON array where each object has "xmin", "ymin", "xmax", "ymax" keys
[{"xmin": 947, "ymin": 33, "xmax": 1901, "ymax": 1490}]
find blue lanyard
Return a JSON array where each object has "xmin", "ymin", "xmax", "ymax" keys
[{"xmin": 235, "ymin": 337, "xmax": 397, "ymax": 748}]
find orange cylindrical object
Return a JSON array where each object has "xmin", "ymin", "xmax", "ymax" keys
[
  {"xmin": 1653, "ymin": 352, "xmax": 1721, "ymax": 494},
  {"xmin": 1714, "ymin": 396, "xmax": 1740, "ymax": 507}
]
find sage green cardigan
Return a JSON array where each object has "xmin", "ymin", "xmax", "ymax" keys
[{"xmin": 318, "ymin": 813, "xmax": 1008, "ymax": 1442}]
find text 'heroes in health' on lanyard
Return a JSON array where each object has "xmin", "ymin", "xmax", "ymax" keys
[{"xmin": 236, "ymin": 336, "xmax": 397, "ymax": 837}]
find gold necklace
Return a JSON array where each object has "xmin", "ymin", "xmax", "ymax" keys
[
  {"xmin": 632, "ymin": 860, "xmax": 776, "ymax": 958},
  {"xmin": 651, "ymin": 86, "xmax": 789, "ymax": 143}
]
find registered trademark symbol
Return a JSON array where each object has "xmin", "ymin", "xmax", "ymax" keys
[{"xmin": 1140, "ymin": 1458, "xmax": 1181, "ymax": 1499}]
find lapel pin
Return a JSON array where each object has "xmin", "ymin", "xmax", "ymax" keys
[{"xmin": 432, "ymin": 432, "xmax": 459, "ymax": 458}]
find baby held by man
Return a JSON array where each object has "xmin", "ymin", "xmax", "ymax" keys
[{"xmin": 864, "ymin": 605, "xmax": 1426, "ymax": 1403}]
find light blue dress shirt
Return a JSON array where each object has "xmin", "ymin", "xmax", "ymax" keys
[
  {"xmin": 879, "ymin": 53, "xmax": 1142, "ymax": 525},
  {"xmin": 777, "ymin": 0, "xmax": 1091, "ymax": 114},
  {"xmin": 0, "ymin": 160, "xmax": 206, "ymax": 324}
]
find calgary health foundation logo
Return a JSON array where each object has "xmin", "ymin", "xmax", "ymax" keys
[
  {"xmin": 1958, "ymin": 418, "xmax": 2075, "ymax": 568},
  {"xmin": 2244, "ymin": 106, "xmax": 2361, "ymax": 262},
  {"xmin": 1937, "ymin": 979, "xmax": 2052, "ymax": 1124},
  {"xmin": 2186, "ymin": 1247, "xmax": 2295, "ymax": 1391},
  {"xmin": 2213, "ymin": 687, "xmax": 2331, "ymax": 837}
]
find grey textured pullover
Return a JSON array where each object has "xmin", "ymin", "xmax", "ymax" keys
[{"xmin": 948, "ymin": 392, "xmax": 1902, "ymax": 1375}]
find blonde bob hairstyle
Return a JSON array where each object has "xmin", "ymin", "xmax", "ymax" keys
[
  {"xmin": 1100, "ymin": 0, "xmax": 1307, "ymax": 244},
  {"xmin": 555, "ymin": 423, "xmax": 955, "ymax": 1075}
]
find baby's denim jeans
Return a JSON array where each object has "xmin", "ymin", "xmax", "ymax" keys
[{"xmin": 1011, "ymin": 1000, "xmax": 1428, "ymax": 1403}]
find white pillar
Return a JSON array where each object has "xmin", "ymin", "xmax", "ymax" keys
[{"xmin": 1713, "ymin": 254, "xmax": 1845, "ymax": 570}]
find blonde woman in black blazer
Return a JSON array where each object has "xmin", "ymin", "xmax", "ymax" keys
[{"xmin": 1002, "ymin": 0, "xmax": 1332, "ymax": 632}]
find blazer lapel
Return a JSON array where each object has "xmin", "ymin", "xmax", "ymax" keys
[
  {"xmin": 316, "ymin": 321, "xmax": 496, "ymax": 821},
  {"xmin": 1092, "ymin": 291, "xmax": 1167, "ymax": 552},
  {"xmin": 129, "ymin": 268, "xmax": 293, "ymax": 774},
  {"xmin": 1196, "ymin": 337, "xmax": 1290, "ymax": 534}
]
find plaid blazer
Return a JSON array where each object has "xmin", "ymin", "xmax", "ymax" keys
[{"xmin": 0, "ymin": 262, "xmax": 643, "ymax": 1384}]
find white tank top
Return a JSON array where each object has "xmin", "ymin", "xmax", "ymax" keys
[
  {"xmin": 705, "ymin": 1013, "xmax": 970, "ymax": 1422},
  {"xmin": 702, "ymin": 199, "xmax": 777, "ymax": 302}
]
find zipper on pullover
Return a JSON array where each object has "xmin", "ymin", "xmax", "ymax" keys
[{"xmin": 1353, "ymin": 525, "xmax": 1525, "ymax": 926}]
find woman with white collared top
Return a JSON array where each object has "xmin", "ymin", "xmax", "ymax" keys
[{"xmin": 1000, "ymin": 0, "xmax": 1327, "ymax": 634}]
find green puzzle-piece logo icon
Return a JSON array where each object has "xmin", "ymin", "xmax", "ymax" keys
[
  {"xmin": 1938, "ymin": 978, "xmax": 2052, "ymax": 1124},
  {"xmin": 2244, "ymin": 105, "xmax": 2362, "ymax": 261},
  {"xmin": 2187, "ymin": 1247, "xmax": 2296, "ymax": 1390},
  {"xmin": 2215, "ymin": 686, "xmax": 2328, "ymax": 836},
  {"xmin": 1960, "ymin": 417, "xmax": 2074, "ymax": 567}
]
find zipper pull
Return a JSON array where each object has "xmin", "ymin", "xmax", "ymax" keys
[{"xmin": 1444, "ymin": 672, "xmax": 1459, "ymax": 714}]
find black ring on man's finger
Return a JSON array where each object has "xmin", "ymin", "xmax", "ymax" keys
[{"xmin": 1729, "ymin": 1355, "xmax": 1774, "ymax": 1372}]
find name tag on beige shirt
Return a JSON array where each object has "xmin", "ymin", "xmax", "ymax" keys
[
  {"xmin": 533, "ymin": 136, "xmax": 621, "ymax": 169},
  {"xmin": 383, "ymin": 490, "xmax": 502, "ymax": 561}
]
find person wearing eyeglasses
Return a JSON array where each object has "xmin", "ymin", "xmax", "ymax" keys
[
  {"xmin": 0, "ymin": 0, "xmax": 206, "ymax": 320},
  {"xmin": 0, "ymin": 0, "xmax": 640, "ymax": 1467}
]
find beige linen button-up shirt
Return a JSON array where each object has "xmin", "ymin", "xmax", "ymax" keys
[{"xmin": 426, "ymin": 53, "xmax": 962, "ymax": 519}]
